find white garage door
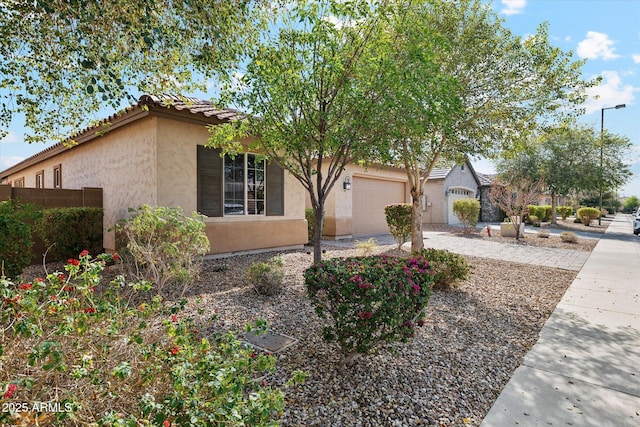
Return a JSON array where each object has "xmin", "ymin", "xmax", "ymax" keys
[
  {"xmin": 448, "ymin": 188, "xmax": 473, "ymax": 225},
  {"xmin": 352, "ymin": 177, "xmax": 406, "ymax": 236}
]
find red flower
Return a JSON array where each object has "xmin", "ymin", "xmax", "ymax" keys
[
  {"xmin": 163, "ymin": 421, "xmax": 171, "ymax": 427},
  {"xmin": 83, "ymin": 307, "xmax": 96, "ymax": 314},
  {"xmin": 79, "ymin": 250, "xmax": 90, "ymax": 258},
  {"xmin": 171, "ymin": 315, "xmax": 178, "ymax": 323},
  {"xmin": 63, "ymin": 286, "xmax": 74, "ymax": 292},
  {"xmin": 261, "ymin": 380, "xmax": 267, "ymax": 387},
  {"xmin": 67, "ymin": 258, "xmax": 79, "ymax": 266},
  {"xmin": 19, "ymin": 283, "xmax": 32, "ymax": 290},
  {"xmin": 3, "ymin": 383, "xmax": 17, "ymax": 399},
  {"xmin": 169, "ymin": 346, "xmax": 180, "ymax": 355},
  {"xmin": 57, "ymin": 274, "xmax": 66, "ymax": 281},
  {"xmin": 112, "ymin": 252, "xmax": 119, "ymax": 261},
  {"xmin": 358, "ymin": 311, "xmax": 372, "ymax": 320},
  {"xmin": 250, "ymin": 351, "xmax": 257, "ymax": 359}
]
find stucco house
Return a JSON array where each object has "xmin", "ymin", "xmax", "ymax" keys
[
  {"xmin": 0, "ymin": 95, "xmax": 308, "ymax": 255},
  {"xmin": 314, "ymin": 159, "xmax": 482, "ymax": 240}
]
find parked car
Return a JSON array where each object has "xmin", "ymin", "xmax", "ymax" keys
[{"xmin": 634, "ymin": 211, "xmax": 640, "ymax": 235}]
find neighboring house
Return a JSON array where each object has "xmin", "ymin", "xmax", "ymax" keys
[
  {"xmin": 312, "ymin": 159, "xmax": 482, "ymax": 239},
  {"xmin": 477, "ymin": 172, "xmax": 504, "ymax": 222},
  {"xmin": 0, "ymin": 95, "xmax": 308, "ymax": 255}
]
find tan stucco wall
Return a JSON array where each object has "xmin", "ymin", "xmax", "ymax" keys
[
  {"xmin": 4, "ymin": 114, "xmax": 308, "ymax": 255},
  {"xmin": 3, "ymin": 117, "xmax": 159, "ymax": 250}
]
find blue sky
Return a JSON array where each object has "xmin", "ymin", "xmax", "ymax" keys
[{"xmin": 1, "ymin": 0, "xmax": 639, "ymax": 197}]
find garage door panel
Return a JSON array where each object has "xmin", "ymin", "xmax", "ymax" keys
[{"xmin": 353, "ymin": 177, "xmax": 405, "ymax": 236}]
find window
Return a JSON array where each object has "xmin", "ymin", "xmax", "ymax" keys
[
  {"xmin": 35, "ymin": 170, "xmax": 44, "ymax": 188},
  {"xmin": 14, "ymin": 177, "xmax": 25, "ymax": 188},
  {"xmin": 53, "ymin": 164, "xmax": 62, "ymax": 189},
  {"xmin": 197, "ymin": 146, "xmax": 283, "ymax": 217},
  {"xmin": 224, "ymin": 153, "xmax": 265, "ymax": 215}
]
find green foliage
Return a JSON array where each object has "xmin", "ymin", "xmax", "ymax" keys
[
  {"xmin": 384, "ymin": 204, "xmax": 413, "ymax": 249},
  {"xmin": 577, "ymin": 207, "xmax": 600, "ymax": 226},
  {"xmin": 527, "ymin": 205, "xmax": 551, "ymax": 222},
  {"xmin": 305, "ymin": 208, "xmax": 316, "ymax": 244},
  {"xmin": 0, "ymin": 201, "xmax": 41, "ymax": 279},
  {"xmin": 452, "ymin": 199, "xmax": 480, "ymax": 234},
  {"xmin": 35, "ymin": 207, "xmax": 103, "ymax": 262},
  {"xmin": 557, "ymin": 206, "xmax": 573, "ymax": 220},
  {"xmin": 0, "ymin": 252, "xmax": 292, "ymax": 425},
  {"xmin": 560, "ymin": 231, "xmax": 578, "ymax": 243},
  {"xmin": 115, "ymin": 205, "xmax": 209, "ymax": 296},
  {"xmin": 246, "ymin": 256, "xmax": 285, "ymax": 296},
  {"xmin": 623, "ymin": 196, "xmax": 639, "ymax": 212},
  {"xmin": 419, "ymin": 248, "xmax": 469, "ymax": 291},
  {"xmin": 1, "ymin": 1, "xmax": 264, "ymax": 144},
  {"xmin": 305, "ymin": 254, "xmax": 433, "ymax": 366}
]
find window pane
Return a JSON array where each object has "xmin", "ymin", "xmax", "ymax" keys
[
  {"xmin": 224, "ymin": 155, "xmax": 245, "ymax": 215},
  {"xmin": 247, "ymin": 154, "xmax": 265, "ymax": 215}
]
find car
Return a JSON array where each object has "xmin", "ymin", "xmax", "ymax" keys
[{"xmin": 635, "ymin": 211, "xmax": 640, "ymax": 235}]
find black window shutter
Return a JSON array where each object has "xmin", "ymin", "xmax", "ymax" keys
[
  {"xmin": 266, "ymin": 161, "xmax": 284, "ymax": 216},
  {"xmin": 197, "ymin": 145, "xmax": 223, "ymax": 217}
]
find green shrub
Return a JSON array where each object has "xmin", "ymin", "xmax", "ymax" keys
[
  {"xmin": 0, "ymin": 252, "xmax": 297, "ymax": 425},
  {"xmin": 557, "ymin": 206, "xmax": 573, "ymax": 220},
  {"xmin": 305, "ymin": 208, "xmax": 315, "ymax": 244},
  {"xmin": 115, "ymin": 205, "xmax": 209, "ymax": 296},
  {"xmin": 246, "ymin": 255, "xmax": 285, "ymax": 296},
  {"xmin": 35, "ymin": 207, "xmax": 103, "ymax": 262},
  {"xmin": 419, "ymin": 248, "xmax": 469, "ymax": 290},
  {"xmin": 577, "ymin": 207, "xmax": 600, "ymax": 226},
  {"xmin": 529, "ymin": 215, "xmax": 540, "ymax": 227},
  {"xmin": 452, "ymin": 199, "xmax": 480, "ymax": 234},
  {"xmin": 0, "ymin": 201, "xmax": 41, "ymax": 279},
  {"xmin": 384, "ymin": 203, "xmax": 412, "ymax": 249},
  {"xmin": 305, "ymin": 254, "xmax": 433, "ymax": 366},
  {"xmin": 541, "ymin": 205, "xmax": 552, "ymax": 222},
  {"xmin": 573, "ymin": 217, "xmax": 582, "ymax": 223},
  {"xmin": 560, "ymin": 231, "xmax": 578, "ymax": 243}
]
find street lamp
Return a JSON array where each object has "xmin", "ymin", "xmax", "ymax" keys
[{"xmin": 599, "ymin": 103, "xmax": 626, "ymax": 225}]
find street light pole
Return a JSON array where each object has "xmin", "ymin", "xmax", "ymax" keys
[{"xmin": 599, "ymin": 103, "xmax": 626, "ymax": 225}]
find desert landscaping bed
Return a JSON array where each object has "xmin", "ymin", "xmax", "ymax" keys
[{"xmin": 21, "ymin": 242, "xmax": 582, "ymax": 426}]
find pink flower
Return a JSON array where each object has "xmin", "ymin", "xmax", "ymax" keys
[
  {"xmin": 3, "ymin": 383, "xmax": 17, "ymax": 399},
  {"xmin": 358, "ymin": 311, "xmax": 372, "ymax": 320},
  {"xmin": 163, "ymin": 421, "xmax": 171, "ymax": 427},
  {"xmin": 79, "ymin": 250, "xmax": 90, "ymax": 258}
]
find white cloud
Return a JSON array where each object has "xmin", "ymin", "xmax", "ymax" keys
[
  {"xmin": 584, "ymin": 71, "xmax": 637, "ymax": 114},
  {"xmin": 500, "ymin": 0, "xmax": 527, "ymax": 15},
  {"xmin": 0, "ymin": 155, "xmax": 25, "ymax": 170},
  {"xmin": 633, "ymin": 54, "xmax": 640, "ymax": 64},
  {"xmin": 577, "ymin": 31, "xmax": 620, "ymax": 60},
  {"xmin": 0, "ymin": 130, "xmax": 22, "ymax": 144}
]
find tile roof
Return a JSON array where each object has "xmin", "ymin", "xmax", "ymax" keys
[
  {"xmin": 1, "ymin": 95, "xmax": 240, "ymax": 178},
  {"xmin": 477, "ymin": 172, "xmax": 497, "ymax": 186},
  {"xmin": 427, "ymin": 167, "xmax": 452, "ymax": 180}
]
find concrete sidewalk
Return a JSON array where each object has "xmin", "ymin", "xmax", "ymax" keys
[{"xmin": 481, "ymin": 214, "xmax": 640, "ymax": 426}]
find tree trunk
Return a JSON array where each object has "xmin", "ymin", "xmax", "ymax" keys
[
  {"xmin": 410, "ymin": 187, "xmax": 424, "ymax": 253},
  {"xmin": 551, "ymin": 193, "xmax": 557, "ymax": 224},
  {"xmin": 313, "ymin": 203, "xmax": 325, "ymax": 264}
]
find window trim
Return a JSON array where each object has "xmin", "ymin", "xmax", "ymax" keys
[
  {"xmin": 35, "ymin": 170, "xmax": 44, "ymax": 188},
  {"xmin": 53, "ymin": 164, "xmax": 62, "ymax": 189},
  {"xmin": 14, "ymin": 177, "xmax": 25, "ymax": 188}
]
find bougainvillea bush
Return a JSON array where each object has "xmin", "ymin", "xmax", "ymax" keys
[
  {"xmin": 305, "ymin": 254, "xmax": 434, "ymax": 367},
  {"xmin": 0, "ymin": 252, "xmax": 293, "ymax": 426}
]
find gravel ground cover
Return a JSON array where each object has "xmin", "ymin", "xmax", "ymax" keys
[{"xmin": 20, "ymin": 240, "xmax": 583, "ymax": 426}]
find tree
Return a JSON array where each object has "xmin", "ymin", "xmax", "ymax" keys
[
  {"xmin": 490, "ymin": 176, "xmax": 544, "ymax": 240},
  {"xmin": 373, "ymin": 0, "xmax": 598, "ymax": 252},
  {"xmin": 208, "ymin": 1, "xmax": 393, "ymax": 263},
  {"xmin": 496, "ymin": 123, "xmax": 632, "ymax": 223},
  {"xmin": 624, "ymin": 196, "xmax": 639, "ymax": 212},
  {"xmin": 0, "ymin": 0, "xmax": 263, "ymax": 143}
]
